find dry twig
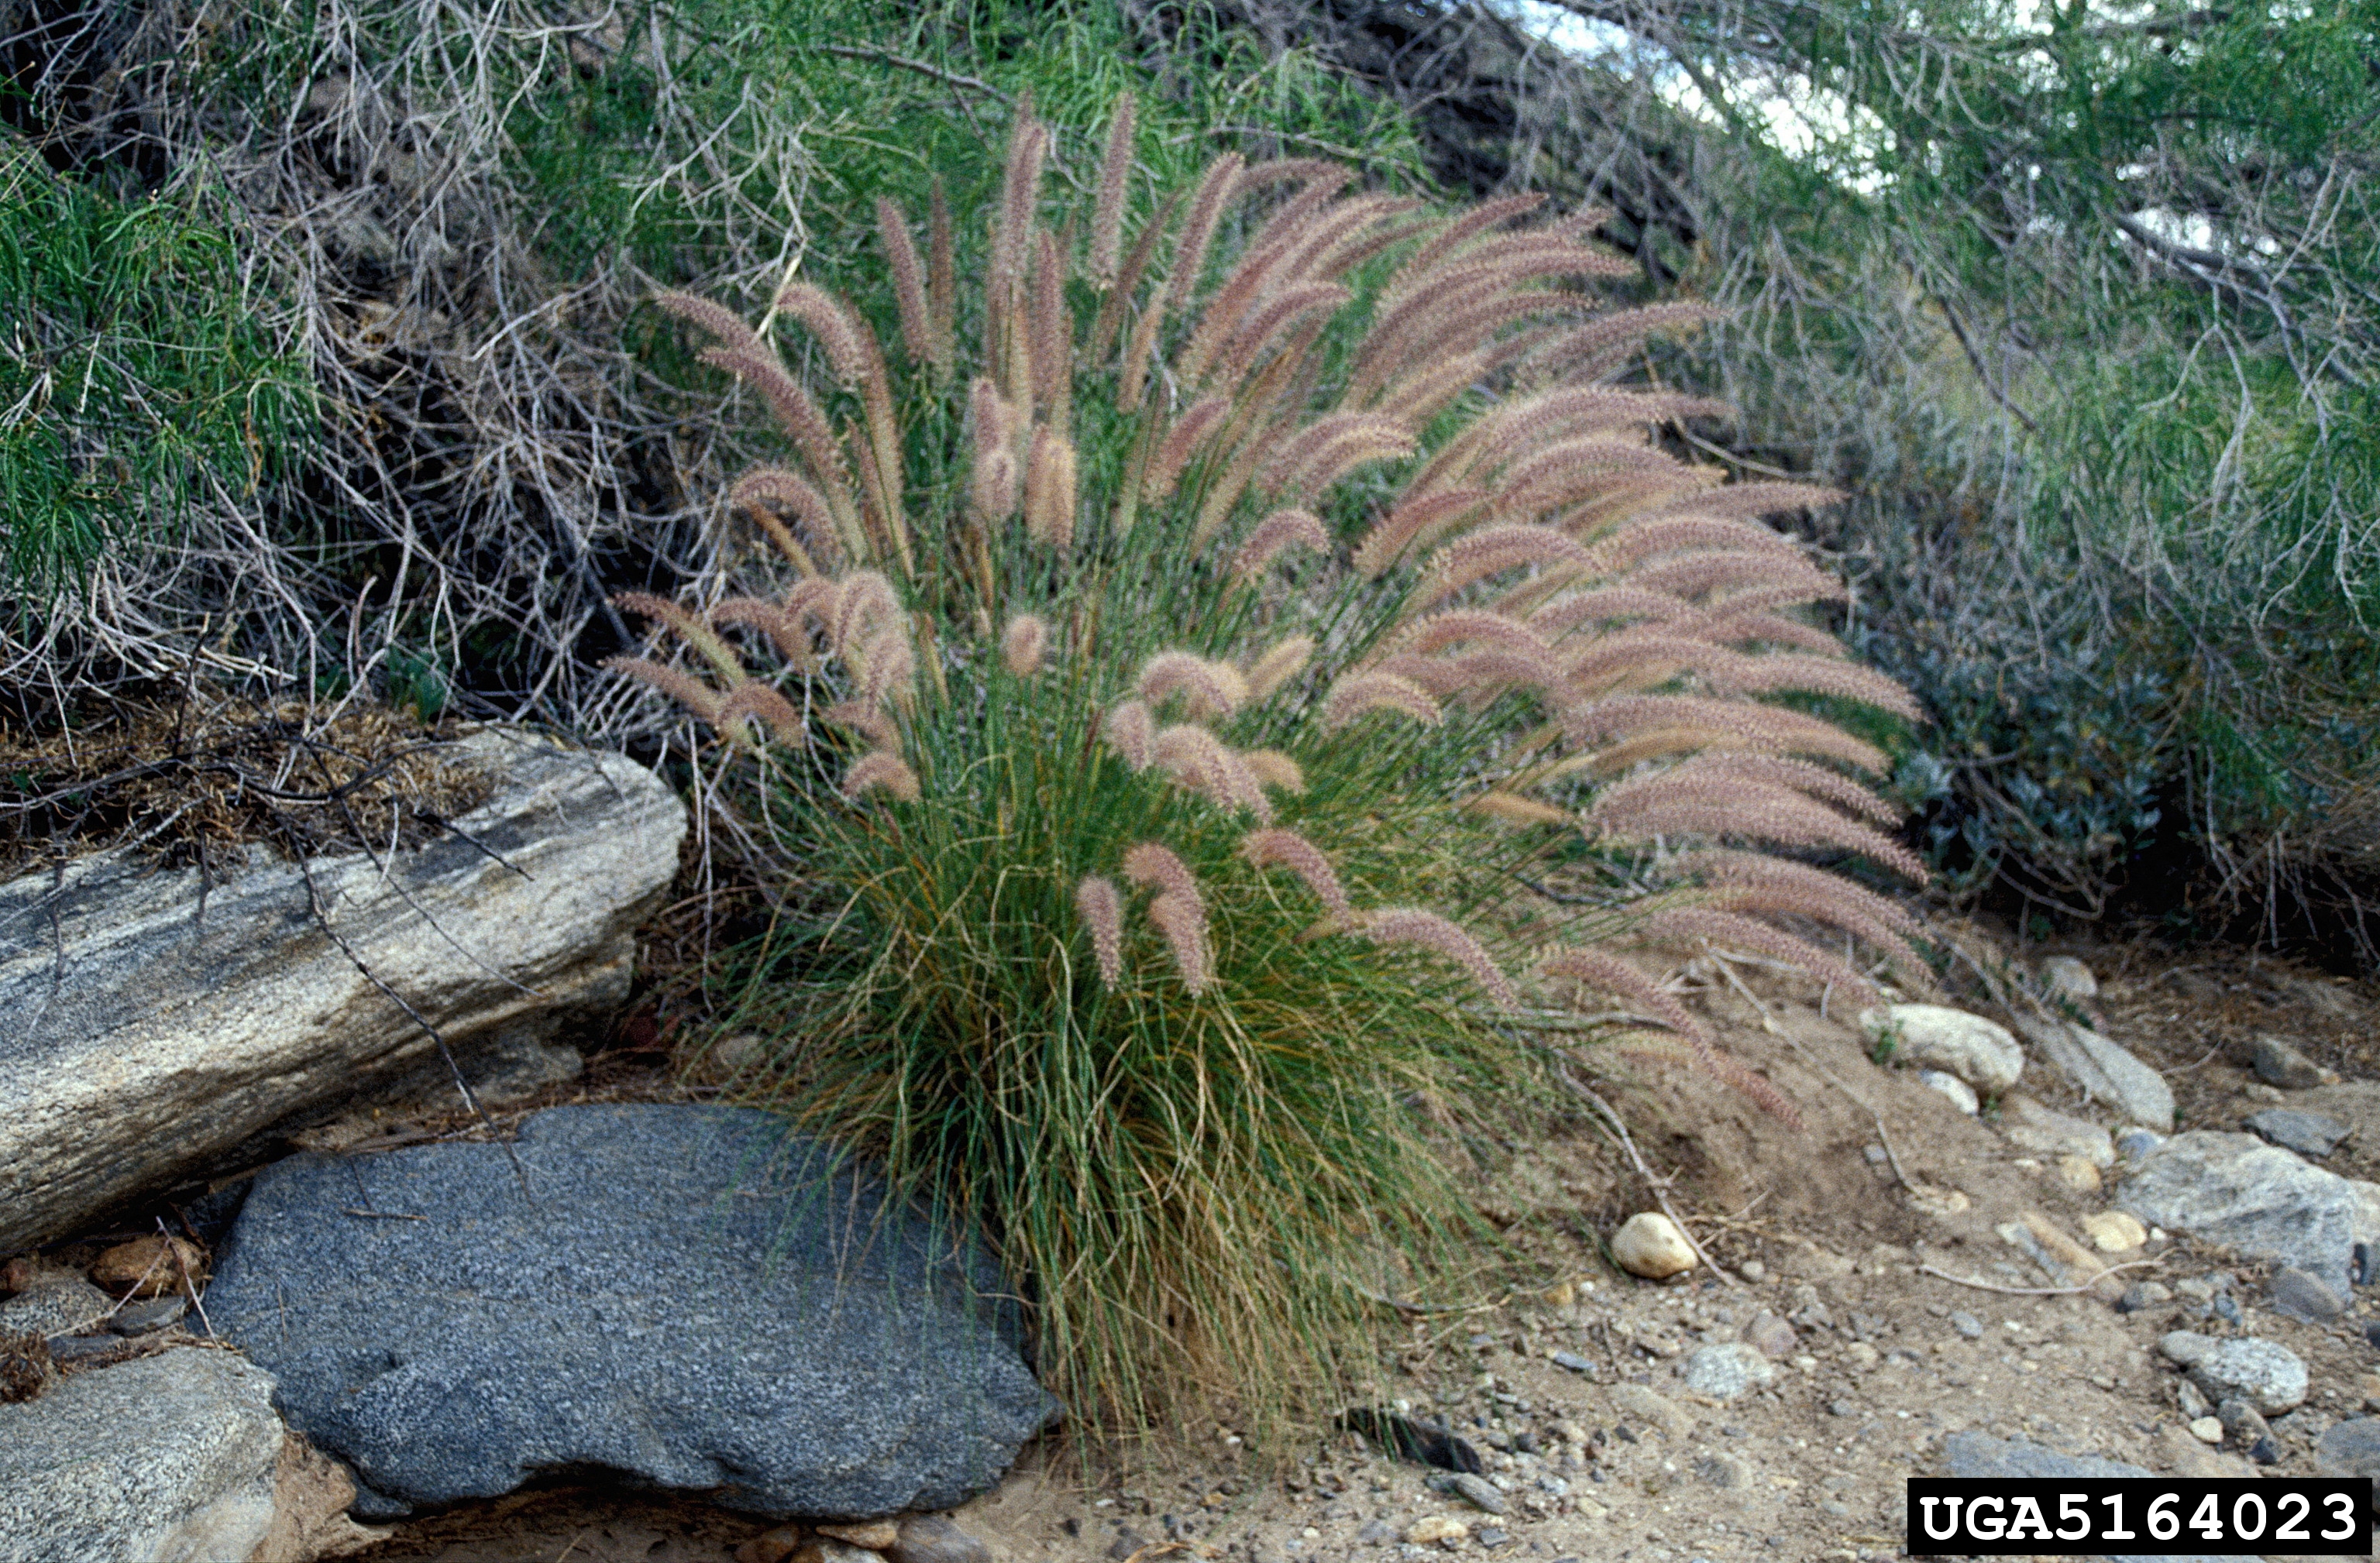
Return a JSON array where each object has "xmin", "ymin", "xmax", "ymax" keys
[
  {"xmin": 1559, "ymin": 1068, "xmax": 1741, "ymax": 1287},
  {"xmin": 1917, "ymin": 1259, "xmax": 2159, "ymax": 1297}
]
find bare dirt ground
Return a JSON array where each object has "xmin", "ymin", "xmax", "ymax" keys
[{"xmin": 345, "ymin": 933, "xmax": 2380, "ymax": 1563}]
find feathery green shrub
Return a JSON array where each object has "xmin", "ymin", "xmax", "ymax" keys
[
  {"xmin": 0, "ymin": 143, "xmax": 309, "ymax": 599},
  {"xmin": 611, "ymin": 94, "xmax": 1931, "ymax": 1441}
]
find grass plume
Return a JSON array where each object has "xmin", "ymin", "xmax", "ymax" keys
[{"xmin": 615, "ymin": 92, "xmax": 1931, "ymax": 1449}]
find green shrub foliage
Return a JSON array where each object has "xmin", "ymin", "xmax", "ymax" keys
[{"xmin": 0, "ymin": 146, "xmax": 308, "ymax": 599}]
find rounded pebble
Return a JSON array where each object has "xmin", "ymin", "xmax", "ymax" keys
[{"xmin": 1610, "ymin": 1213, "xmax": 1697, "ymax": 1280}]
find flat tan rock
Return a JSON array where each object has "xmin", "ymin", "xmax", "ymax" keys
[{"xmin": 819, "ymin": 1521, "xmax": 900, "ymax": 1550}]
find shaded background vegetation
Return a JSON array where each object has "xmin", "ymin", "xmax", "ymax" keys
[{"xmin": 3, "ymin": 0, "xmax": 2375, "ymax": 960}]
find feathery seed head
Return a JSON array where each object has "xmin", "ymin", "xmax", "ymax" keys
[
  {"xmin": 1353, "ymin": 490, "xmax": 1488, "ymax": 579},
  {"xmin": 1023, "ymin": 425, "xmax": 1078, "ymax": 550},
  {"xmin": 1632, "ymin": 550, "xmax": 1843, "ymax": 603},
  {"xmin": 1465, "ymin": 792, "xmax": 1572, "ymax": 826},
  {"xmin": 1695, "ymin": 608, "xmax": 1845, "ymax": 657},
  {"xmin": 1122, "ymin": 841, "xmax": 1204, "ymax": 919},
  {"xmin": 1001, "ymin": 613, "xmax": 1050, "ymax": 676},
  {"xmin": 782, "ymin": 575, "xmax": 837, "ymax": 628},
  {"xmin": 927, "ymin": 180, "xmax": 956, "ymax": 358},
  {"xmin": 842, "ymin": 748, "xmax": 921, "ymax": 804},
  {"xmin": 1579, "ymin": 516, "xmax": 1804, "ymax": 575},
  {"xmin": 1376, "ymin": 348, "xmax": 1489, "ymax": 429},
  {"xmin": 1239, "ymin": 828, "xmax": 1350, "ymax": 920},
  {"xmin": 1154, "ymin": 723, "xmax": 1272, "ymax": 820},
  {"xmin": 969, "ymin": 376, "xmax": 1018, "ymax": 452},
  {"xmin": 876, "ymin": 198, "xmax": 933, "ymax": 369},
  {"xmin": 1680, "ymin": 850, "xmax": 1933, "ymax": 989},
  {"xmin": 1244, "ymin": 635, "xmax": 1314, "ymax": 700},
  {"xmin": 1089, "ymin": 93, "xmax": 1137, "ymax": 286},
  {"xmin": 1566, "ymin": 695, "xmax": 1889, "ymax": 773},
  {"xmin": 1398, "ymin": 609, "xmax": 1555, "ymax": 661},
  {"xmin": 1531, "ymin": 586, "xmax": 1691, "ymax": 637},
  {"xmin": 1173, "ymin": 219, "xmax": 1327, "ymax": 390},
  {"xmin": 653, "ymin": 290, "xmax": 764, "ymax": 356},
  {"xmin": 1320, "ymin": 672, "xmax": 1442, "ymax": 731},
  {"xmin": 602, "ymin": 656, "xmax": 726, "ymax": 726},
  {"xmin": 972, "ymin": 445, "xmax": 1020, "ymax": 528},
  {"xmin": 1447, "ymin": 648, "xmax": 1567, "ymax": 701},
  {"xmin": 991, "ymin": 106, "xmax": 1048, "ymax": 294},
  {"xmin": 1137, "ymin": 651, "xmax": 1248, "ymax": 720},
  {"xmin": 1587, "ymin": 770, "xmax": 1928, "ymax": 882},
  {"xmin": 1075, "ymin": 874, "xmax": 1126, "ymax": 986},
  {"xmin": 1209, "ymin": 281, "xmax": 1353, "ymax": 393},
  {"xmin": 1230, "ymin": 507, "xmax": 1329, "ymax": 582},
  {"xmin": 709, "ymin": 597, "xmax": 813, "ymax": 668},
  {"xmin": 858, "ymin": 623, "xmax": 917, "ymax": 710},
  {"xmin": 1667, "ymin": 752, "xmax": 1903, "ymax": 826},
  {"xmin": 728, "ymin": 468, "xmax": 840, "ymax": 576},
  {"xmin": 822, "ymin": 701, "xmax": 899, "ymax": 750},
  {"xmin": 1364, "ymin": 653, "xmax": 1462, "ymax": 697},
  {"xmin": 1147, "ymin": 891, "xmax": 1212, "ymax": 995},
  {"xmin": 696, "ymin": 345, "xmax": 851, "ymax": 495},
  {"xmin": 1117, "ymin": 287, "xmax": 1168, "ymax": 413},
  {"xmin": 1494, "ymin": 440, "xmax": 1694, "ymax": 521},
  {"xmin": 1164, "ymin": 153, "xmax": 1246, "ymax": 314},
  {"xmin": 1532, "ymin": 302, "xmax": 1732, "ymax": 380},
  {"xmin": 1269, "ymin": 413, "xmax": 1415, "ymax": 497},
  {"xmin": 1537, "ymin": 945, "xmax": 1706, "ymax": 1041},
  {"xmin": 1646, "ymin": 480, "xmax": 1845, "ymax": 524},
  {"xmin": 1536, "ymin": 944, "xmax": 1798, "ymax": 1118},
  {"xmin": 714, "ymin": 682, "xmax": 808, "ymax": 748},
  {"xmin": 1638, "ymin": 906, "xmax": 1882, "ymax": 1012},
  {"xmin": 829, "ymin": 571, "xmax": 899, "ymax": 656},
  {"xmin": 772, "ymin": 281, "xmax": 872, "ymax": 388},
  {"xmin": 1103, "ymin": 699, "xmax": 1156, "ymax": 771},
  {"xmin": 1030, "ymin": 228, "xmax": 1070, "ymax": 420},
  {"xmin": 1683, "ymin": 850, "xmax": 1923, "ymax": 937},
  {"xmin": 1241, "ymin": 750, "xmax": 1306, "ymax": 794},
  {"xmin": 1714, "ymin": 653, "xmax": 1928, "ymax": 723},
  {"xmin": 1361, "ymin": 907, "xmax": 1518, "ymax": 1009},
  {"xmin": 1146, "ymin": 397, "xmax": 1231, "ymax": 504},
  {"xmin": 1391, "ymin": 194, "xmax": 1545, "ymax": 288},
  {"xmin": 1471, "ymin": 387, "xmax": 1731, "ymax": 476},
  {"xmin": 1561, "ymin": 630, "xmax": 1727, "ymax": 698},
  {"xmin": 613, "ymin": 592, "xmax": 748, "ymax": 683}
]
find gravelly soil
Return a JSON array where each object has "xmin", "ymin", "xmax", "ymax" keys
[{"xmin": 335, "ymin": 940, "xmax": 2380, "ymax": 1563}]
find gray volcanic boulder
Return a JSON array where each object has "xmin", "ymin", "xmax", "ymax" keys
[
  {"xmin": 0, "ymin": 727, "xmax": 684, "ymax": 1251},
  {"xmin": 202, "ymin": 1104, "xmax": 1058, "ymax": 1519},
  {"xmin": 2118, "ymin": 1130, "xmax": 2380, "ymax": 1297}
]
